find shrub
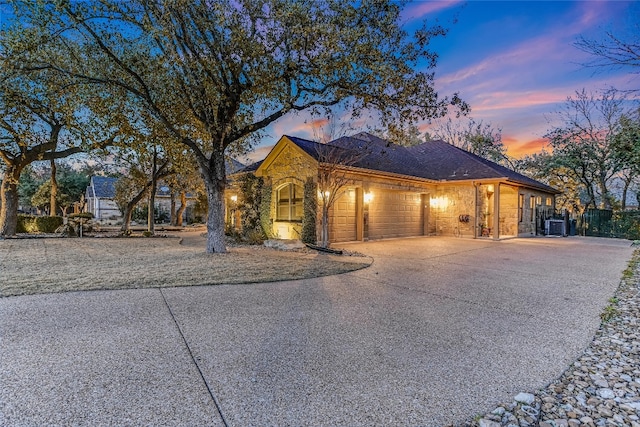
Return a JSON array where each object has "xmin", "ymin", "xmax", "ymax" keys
[
  {"xmin": 301, "ymin": 178, "xmax": 317, "ymax": 244},
  {"xmin": 17, "ymin": 215, "xmax": 64, "ymax": 233},
  {"xmin": 238, "ymin": 174, "xmax": 264, "ymax": 235},
  {"xmin": 260, "ymin": 184, "xmax": 273, "ymax": 238}
]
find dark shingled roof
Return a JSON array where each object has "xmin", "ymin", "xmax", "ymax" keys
[
  {"xmin": 226, "ymin": 158, "xmax": 246, "ymax": 175},
  {"xmin": 91, "ymin": 176, "xmax": 117, "ymax": 198},
  {"xmin": 283, "ymin": 132, "xmax": 557, "ymax": 193}
]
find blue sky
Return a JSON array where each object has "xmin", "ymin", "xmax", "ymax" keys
[{"xmin": 247, "ymin": 0, "xmax": 639, "ymax": 163}]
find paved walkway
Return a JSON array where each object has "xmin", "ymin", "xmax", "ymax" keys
[{"xmin": 0, "ymin": 236, "xmax": 633, "ymax": 426}]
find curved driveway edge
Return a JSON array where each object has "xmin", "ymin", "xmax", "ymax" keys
[{"xmin": 0, "ymin": 236, "xmax": 633, "ymax": 426}]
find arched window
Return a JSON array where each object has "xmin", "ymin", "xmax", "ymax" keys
[{"xmin": 276, "ymin": 183, "xmax": 303, "ymax": 221}]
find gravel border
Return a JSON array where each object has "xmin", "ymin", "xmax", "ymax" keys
[{"xmin": 458, "ymin": 249, "xmax": 640, "ymax": 427}]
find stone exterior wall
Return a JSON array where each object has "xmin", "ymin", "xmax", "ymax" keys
[
  {"xmin": 499, "ymin": 185, "xmax": 518, "ymax": 237},
  {"xmin": 429, "ymin": 184, "xmax": 476, "ymax": 237}
]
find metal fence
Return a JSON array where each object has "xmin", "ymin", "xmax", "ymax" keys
[{"xmin": 578, "ymin": 209, "xmax": 640, "ymax": 240}]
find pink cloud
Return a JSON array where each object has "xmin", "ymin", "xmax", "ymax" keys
[{"xmin": 503, "ymin": 137, "xmax": 550, "ymax": 159}]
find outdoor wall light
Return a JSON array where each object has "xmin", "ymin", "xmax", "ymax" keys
[
  {"xmin": 486, "ymin": 184, "xmax": 494, "ymax": 195},
  {"xmin": 363, "ymin": 192, "xmax": 373, "ymax": 203},
  {"xmin": 430, "ymin": 196, "xmax": 448, "ymax": 210},
  {"xmin": 230, "ymin": 195, "xmax": 238, "ymax": 202}
]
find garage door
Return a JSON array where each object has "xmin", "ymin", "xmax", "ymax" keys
[
  {"xmin": 330, "ymin": 188, "xmax": 357, "ymax": 242},
  {"xmin": 368, "ymin": 190, "xmax": 423, "ymax": 239}
]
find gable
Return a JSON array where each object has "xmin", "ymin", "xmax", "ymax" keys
[{"xmin": 255, "ymin": 136, "xmax": 318, "ymax": 181}]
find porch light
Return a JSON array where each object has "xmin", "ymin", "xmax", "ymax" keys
[
  {"xmin": 363, "ymin": 192, "xmax": 373, "ymax": 204},
  {"xmin": 230, "ymin": 195, "xmax": 238, "ymax": 202},
  {"xmin": 430, "ymin": 196, "xmax": 448, "ymax": 210},
  {"xmin": 486, "ymin": 184, "xmax": 494, "ymax": 195}
]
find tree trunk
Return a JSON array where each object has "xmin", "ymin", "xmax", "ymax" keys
[
  {"xmin": 598, "ymin": 173, "xmax": 612, "ymax": 210},
  {"xmin": 121, "ymin": 190, "xmax": 148, "ymax": 233},
  {"xmin": 201, "ymin": 151, "xmax": 227, "ymax": 253},
  {"xmin": 50, "ymin": 159, "xmax": 58, "ymax": 217},
  {"xmin": 621, "ymin": 174, "xmax": 632, "ymax": 211},
  {"xmin": 121, "ymin": 203, "xmax": 135, "ymax": 233},
  {"xmin": 0, "ymin": 165, "xmax": 23, "ymax": 236},
  {"xmin": 321, "ymin": 204, "xmax": 330, "ymax": 248},
  {"xmin": 148, "ymin": 148, "xmax": 158, "ymax": 233},
  {"xmin": 176, "ymin": 191, "xmax": 187, "ymax": 227},
  {"xmin": 170, "ymin": 192, "xmax": 177, "ymax": 226},
  {"xmin": 147, "ymin": 192, "xmax": 156, "ymax": 233},
  {"xmin": 0, "ymin": 178, "xmax": 20, "ymax": 236}
]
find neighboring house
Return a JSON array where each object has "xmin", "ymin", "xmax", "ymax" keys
[
  {"xmin": 85, "ymin": 176, "xmax": 201, "ymax": 224},
  {"xmin": 154, "ymin": 185, "xmax": 198, "ymax": 223},
  {"xmin": 231, "ymin": 132, "xmax": 560, "ymax": 243},
  {"xmin": 85, "ymin": 176, "xmax": 121, "ymax": 221},
  {"xmin": 84, "ymin": 160, "xmax": 247, "ymax": 225}
]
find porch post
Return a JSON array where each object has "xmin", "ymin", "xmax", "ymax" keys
[
  {"xmin": 493, "ymin": 183, "xmax": 500, "ymax": 240},
  {"xmin": 356, "ymin": 187, "xmax": 364, "ymax": 241}
]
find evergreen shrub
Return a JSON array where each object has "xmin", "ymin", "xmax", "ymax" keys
[{"xmin": 17, "ymin": 215, "xmax": 64, "ymax": 233}]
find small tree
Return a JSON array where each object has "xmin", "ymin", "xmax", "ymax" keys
[{"xmin": 315, "ymin": 143, "xmax": 367, "ymax": 248}]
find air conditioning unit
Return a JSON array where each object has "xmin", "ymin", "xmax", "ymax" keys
[{"xmin": 545, "ymin": 219, "xmax": 565, "ymax": 236}]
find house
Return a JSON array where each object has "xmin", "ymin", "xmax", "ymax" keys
[
  {"xmin": 231, "ymin": 132, "xmax": 560, "ymax": 243},
  {"xmin": 85, "ymin": 176, "xmax": 200, "ymax": 224},
  {"xmin": 85, "ymin": 176, "xmax": 121, "ymax": 221}
]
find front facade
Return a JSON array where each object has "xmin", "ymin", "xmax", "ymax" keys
[{"xmin": 232, "ymin": 133, "xmax": 559, "ymax": 243}]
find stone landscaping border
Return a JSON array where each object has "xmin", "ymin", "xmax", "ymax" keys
[{"xmin": 457, "ymin": 249, "xmax": 640, "ymax": 427}]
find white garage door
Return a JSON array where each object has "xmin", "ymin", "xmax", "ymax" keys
[
  {"xmin": 330, "ymin": 188, "xmax": 357, "ymax": 243},
  {"xmin": 368, "ymin": 190, "xmax": 423, "ymax": 240}
]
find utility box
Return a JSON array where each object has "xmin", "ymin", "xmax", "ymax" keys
[{"xmin": 545, "ymin": 219, "xmax": 565, "ymax": 236}]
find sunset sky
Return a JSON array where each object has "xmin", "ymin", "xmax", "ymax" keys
[{"xmin": 245, "ymin": 0, "xmax": 639, "ymax": 164}]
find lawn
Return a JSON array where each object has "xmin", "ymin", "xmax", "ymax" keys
[{"xmin": 0, "ymin": 234, "xmax": 371, "ymax": 297}]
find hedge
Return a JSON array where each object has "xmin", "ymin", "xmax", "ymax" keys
[{"xmin": 17, "ymin": 215, "xmax": 64, "ymax": 233}]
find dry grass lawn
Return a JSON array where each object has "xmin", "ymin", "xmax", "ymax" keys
[{"xmin": 0, "ymin": 234, "xmax": 371, "ymax": 298}]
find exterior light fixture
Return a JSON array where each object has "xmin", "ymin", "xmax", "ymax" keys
[
  {"xmin": 430, "ymin": 196, "xmax": 448, "ymax": 210},
  {"xmin": 230, "ymin": 195, "xmax": 238, "ymax": 202},
  {"xmin": 486, "ymin": 184, "xmax": 494, "ymax": 195},
  {"xmin": 363, "ymin": 192, "xmax": 373, "ymax": 203}
]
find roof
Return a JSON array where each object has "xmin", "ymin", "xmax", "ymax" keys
[
  {"xmin": 226, "ymin": 158, "xmax": 246, "ymax": 175},
  {"xmin": 90, "ymin": 176, "xmax": 117, "ymax": 199},
  {"xmin": 280, "ymin": 132, "xmax": 558, "ymax": 193}
]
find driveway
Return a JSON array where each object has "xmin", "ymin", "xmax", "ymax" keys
[{"xmin": 0, "ymin": 236, "xmax": 633, "ymax": 426}]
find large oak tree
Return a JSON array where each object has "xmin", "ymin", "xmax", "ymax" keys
[{"xmin": 16, "ymin": 0, "xmax": 467, "ymax": 252}]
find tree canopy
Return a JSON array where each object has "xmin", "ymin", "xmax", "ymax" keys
[{"xmin": 9, "ymin": 0, "xmax": 467, "ymax": 251}]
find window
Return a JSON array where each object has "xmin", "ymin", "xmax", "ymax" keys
[
  {"xmin": 518, "ymin": 194, "xmax": 524, "ymax": 222},
  {"xmin": 530, "ymin": 196, "xmax": 535, "ymax": 221},
  {"xmin": 276, "ymin": 183, "xmax": 303, "ymax": 221},
  {"xmin": 546, "ymin": 197, "xmax": 552, "ymax": 207},
  {"xmin": 536, "ymin": 196, "xmax": 542, "ymax": 205}
]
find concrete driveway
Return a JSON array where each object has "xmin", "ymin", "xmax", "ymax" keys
[{"xmin": 0, "ymin": 236, "xmax": 633, "ymax": 426}]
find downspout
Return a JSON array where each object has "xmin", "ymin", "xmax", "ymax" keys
[{"xmin": 473, "ymin": 182, "xmax": 480, "ymax": 239}]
